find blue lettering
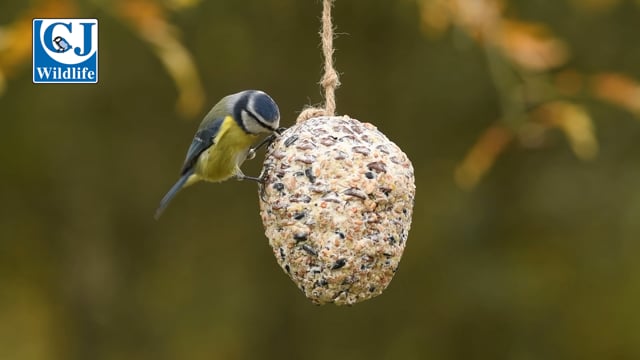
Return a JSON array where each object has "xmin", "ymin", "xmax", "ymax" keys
[
  {"xmin": 75, "ymin": 22, "xmax": 95, "ymax": 56},
  {"xmin": 43, "ymin": 22, "xmax": 72, "ymax": 53}
]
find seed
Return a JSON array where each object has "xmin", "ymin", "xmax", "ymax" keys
[
  {"xmin": 334, "ymin": 125, "xmax": 353, "ymax": 134},
  {"xmin": 301, "ymin": 244, "xmax": 318, "ymax": 256},
  {"xmin": 272, "ymin": 151, "xmax": 286, "ymax": 160},
  {"xmin": 344, "ymin": 188, "xmax": 367, "ymax": 200},
  {"xmin": 310, "ymin": 127, "xmax": 328, "ymax": 136},
  {"xmin": 331, "ymin": 258, "xmax": 347, "ymax": 270},
  {"xmin": 376, "ymin": 144, "xmax": 390, "ymax": 154},
  {"xmin": 334, "ymin": 150, "xmax": 348, "ymax": 160},
  {"xmin": 305, "ymin": 168, "xmax": 316, "ymax": 183},
  {"xmin": 322, "ymin": 194, "xmax": 341, "ymax": 203},
  {"xmin": 341, "ymin": 276, "xmax": 356, "ymax": 285},
  {"xmin": 295, "ymin": 155, "xmax": 316, "ymax": 164},
  {"xmin": 284, "ymin": 135, "xmax": 299, "ymax": 147},
  {"xmin": 290, "ymin": 195, "xmax": 312, "ymax": 203},
  {"xmin": 271, "ymin": 202, "xmax": 287, "ymax": 210},
  {"xmin": 367, "ymin": 161, "xmax": 387, "ymax": 173},
  {"xmin": 293, "ymin": 233, "xmax": 308, "ymax": 242},
  {"xmin": 320, "ymin": 137, "xmax": 337, "ymax": 146},
  {"xmin": 352, "ymin": 146, "xmax": 371, "ymax": 156},
  {"xmin": 310, "ymin": 186, "xmax": 325, "ymax": 193},
  {"xmin": 331, "ymin": 290, "xmax": 346, "ymax": 300},
  {"xmin": 296, "ymin": 141, "xmax": 316, "ymax": 150}
]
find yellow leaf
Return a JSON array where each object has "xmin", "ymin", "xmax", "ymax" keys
[
  {"xmin": 534, "ymin": 102, "xmax": 598, "ymax": 160},
  {"xmin": 116, "ymin": 0, "xmax": 205, "ymax": 117},
  {"xmin": 498, "ymin": 20, "xmax": 569, "ymax": 71},
  {"xmin": 591, "ymin": 73, "xmax": 640, "ymax": 116},
  {"xmin": 455, "ymin": 124, "xmax": 513, "ymax": 190}
]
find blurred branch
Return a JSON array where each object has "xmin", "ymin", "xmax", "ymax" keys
[
  {"xmin": 497, "ymin": 20, "xmax": 569, "ymax": 72},
  {"xmin": 533, "ymin": 101, "xmax": 599, "ymax": 161},
  {"xmin": 455, "ymin": 123, "xmax": 513, "ymax": 190},
  {"xmin": 112, "ymin": 0, "xmax": 205, "ymax": 118},
  {"xmin": 416, "ymin": 0, "xmax": 622, "ymax": 189},
  {"xmin": 590, "ymin": 73, "xmax": 640, "ymax": 116},
  {"xmin": 483, "ymin": 44, "xmax": 526, "ymax": 129}
]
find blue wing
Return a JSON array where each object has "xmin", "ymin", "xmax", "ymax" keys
[
  {"xmin": 179, "ymin": 117, "xmax": 224, "ymax": 175},
  {"xmin": 155, "ymin": 99, "xmax": 230, "ymax": 219},
  {"xmin": 155, "ymin": 117, "xmax": 224, "ymax": 219}
]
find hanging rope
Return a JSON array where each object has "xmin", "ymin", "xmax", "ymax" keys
[{"xmin": 296, "ymin": 0, "xmax": 341, "ymax": 123}]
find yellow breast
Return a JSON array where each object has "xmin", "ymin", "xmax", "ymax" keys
[{"xmin": 195, "ymin": 116, "xmax": 258, "ymax": 182}]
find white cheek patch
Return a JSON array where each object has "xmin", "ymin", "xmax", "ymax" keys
[
  {"xmin": 248, "ymin": 94, "xmax": 279, "ymax": 130},
  {"xmin": 242, "ymin": 110, "xmax": 272, "ymax": 134}
]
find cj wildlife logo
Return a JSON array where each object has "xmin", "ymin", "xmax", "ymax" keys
[{"xmin": 33, "ymin": 19, "xmax": 98, "ymax": 83}]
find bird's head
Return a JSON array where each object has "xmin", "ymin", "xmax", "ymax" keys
[{"xmin": 231, "ymin": 90, "xmax": 280, "ymax": 135}]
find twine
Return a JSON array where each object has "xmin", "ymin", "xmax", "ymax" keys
[{"xmin": 296, "ymin": 0, "xmax": 341, "ymax": 123}]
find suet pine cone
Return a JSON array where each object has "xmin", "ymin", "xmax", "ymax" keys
[{"xmin": 259, "ymin": 116, "xmax": 415, "ymax": 305}]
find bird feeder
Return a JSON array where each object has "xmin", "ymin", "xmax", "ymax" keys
[{"xmin": 259, "ymin": 115, "xmax": 415, "ymax": 305}]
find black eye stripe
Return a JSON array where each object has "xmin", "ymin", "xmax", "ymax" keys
[{"xmin": 244, "ymin": 109, "xmax": 276, "ymax": 131}]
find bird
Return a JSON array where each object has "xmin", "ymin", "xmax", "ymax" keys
[
  {"xmin": 53, "ymin": 36, "xmax": 72, "ymax": 52},
  {"xmin": 155, "ymin": 90, "xmax": 280, "ymax": 219}
]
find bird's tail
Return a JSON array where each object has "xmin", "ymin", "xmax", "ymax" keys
[{"xmin": 154, "ymin": 170, "xmax": 194, "ymax": 220}]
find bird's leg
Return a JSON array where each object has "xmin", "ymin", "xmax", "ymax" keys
[
  {"xmin": 246, "ymin": 127, "xmax": 288, "ymax": 160},
  {"xmin": 236, "ymin": 168, "xmax": 264, "ymax": 183},
  {"xmin": 236, "ymin": 174, "xmax": 264, "ymax": 183},
  {"xmin": 246, "ymin": 135, "xmax": 275, "ymax": 160}
]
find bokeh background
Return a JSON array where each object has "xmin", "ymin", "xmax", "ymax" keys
[{"xmin": 2, "ymin": 0, "xmax": 640, "ymax": 359}]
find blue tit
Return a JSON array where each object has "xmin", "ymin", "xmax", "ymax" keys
[
  {"xmin": 53, "ymin": 36, "xmax": 72, "ymax": 52},
  {"xmin": 155, "ymin": 90, "xmax": 280, "ymax": 219}
]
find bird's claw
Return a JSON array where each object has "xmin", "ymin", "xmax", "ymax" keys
[
  {"xmin": 246, "ymin": 127, "xmax": 288, "ymax": 160},
  {"xmin": 237, "ymin": 174, "xmax": 264, "ymax": 183}
]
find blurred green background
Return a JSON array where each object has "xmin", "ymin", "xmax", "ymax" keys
[{"xmin": 2, "ymin": 0, "xmax": 640, "ymax": 359}]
